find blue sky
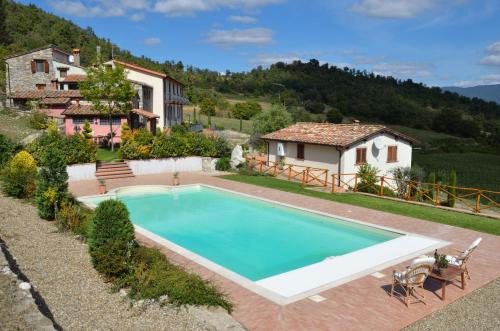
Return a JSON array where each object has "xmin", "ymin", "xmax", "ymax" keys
[{"xmin": 20, "ymin": 0, "xmax": 500, "ymax": 87}]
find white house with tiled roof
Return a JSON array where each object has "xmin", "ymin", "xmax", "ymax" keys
[{"xmin": 261, "ymin": 122, "xmax": 415, "ymax": 182}]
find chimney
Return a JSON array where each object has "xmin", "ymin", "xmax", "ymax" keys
[{"xmin": 72, "ymin": 49, "xmax": 80, "ymax": 66}]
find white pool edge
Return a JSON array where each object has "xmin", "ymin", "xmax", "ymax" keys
[{"xmin": 78, "ymin": 184, "xmax": 450, "ymax": 305}]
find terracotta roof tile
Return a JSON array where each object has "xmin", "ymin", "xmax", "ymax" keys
[
  {"xmin": 40, "ymin": 97, "xmax": 70, "ymax": 105},
  {"xmin": 10, "ymin": 90, "xmax": 82, "ymax": 99},
  {"xmin": 113, "ymin": 60, "xmax": 185, "ymax": 86},
  {"xmin": 261, "ymin": 122, "xmax": 415, "ymax": 148},
  {"xmin": 131, "ymin": 108, "xmax": 159, "ymax": 119},
  {"xmin": 62, "ymin": 103, "xmax": 127, "ymax": 116},
  {"xmin": 62, "ymin": 74, "xmax": 86, "ymax": 82}
]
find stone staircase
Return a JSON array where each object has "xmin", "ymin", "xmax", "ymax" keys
[{"xmin": 95, "ymin": 161, "xmax": 135, "ymax": 180}]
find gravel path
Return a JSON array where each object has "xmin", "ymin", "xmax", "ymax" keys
[
  {"xmin": 405, "ymin": 277, "xmax": 500, "ymax": 330},
  {"xmin": 0, "ymin": 194, "xmax": 242, "ymax": 331}
]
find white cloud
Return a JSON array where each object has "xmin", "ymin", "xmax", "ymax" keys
[
  {"xmin": 130, "ymin": 13, "xmax": 145, "ymax": 21},
  {"xmin": 480, "ymin": 41, "xmax": 500, "ymax": 66},
  {"xmin": 373, "ymin": 62, "xmax": 432, "ymax": 78},
  {"xmin": 485, "ymin": 41, "xmax": 500, "ymax": 54},
  {"xmin": 228, "ymin": 15, "xmax": 257, "ymax": 24},
  {"xmin": 454, "ymin": 74, "xmax": 500, "ymax": 87},
  {"xmin": 144, "ymin": 37, "xmax": 161, "ymax": 45},
  {"xmin": 351, "ymin": 0, "xmax": 434, "ymax": 19},
  {"xmin": 153, "ymin": 0, "xmax": 283, "ymax": 16},
  {"xmin": 206, "ymin": 28, "xmax": 274, "ymax": 47}
]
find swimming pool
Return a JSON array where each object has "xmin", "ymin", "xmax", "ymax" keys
[{"xmin": 80, "ymin": 184, "xmax": 446, "ymax": 304}]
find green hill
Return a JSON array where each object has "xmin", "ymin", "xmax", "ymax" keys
[{"xmin": 0, "ymin": 0, "xmax": 499, "ymax": 152}]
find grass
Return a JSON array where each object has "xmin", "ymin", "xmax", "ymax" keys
[
  {"xmin": 97, "ymin": 147, "xmax": 121, "ymax": 162},
  {"xmin": 220, "ymin": 174, "xmax": 500, "ymax": 236},
  {"xmin": 183, "ymin": 105, "xmax": 253, "ymax": 133},
  {"xmin": 0, "ymin": 108, "xmax": 39, "ymax": 143}
]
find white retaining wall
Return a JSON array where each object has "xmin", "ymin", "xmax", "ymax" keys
[
  {"xmin": 127, "ymin": 157, "xmax": 203, "ymax": 176},
  {"xmin": 67, "ymin": 163, "xmax": 96, "ymax": 181}
]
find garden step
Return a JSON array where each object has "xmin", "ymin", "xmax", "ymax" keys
[
  {"xmin": 96, "ymin": 161, "xmax": 134, "ymax": 180},
  {"xmin": 96, "ymin": 169, "xmax": 133, "ymax": 176},
  {"xmin": 96, "ymin": 173, "xmax": 136, "ymax": 180}
]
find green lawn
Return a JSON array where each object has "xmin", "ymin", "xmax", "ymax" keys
[
  {"xmin": 183, "ymin": 106, "xmax": 253, "ymax": 133},
  {"xmin": 97, "ymin": 147, "xmax": 121, "ymax": 162},
  {"xmin": 220, "ymin": 174, "xmax": 500, "ymax": 236}
]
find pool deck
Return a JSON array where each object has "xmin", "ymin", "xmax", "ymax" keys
[{"xmin": 70, "ymin": 172, "xmax": 500, "ymax": 331}]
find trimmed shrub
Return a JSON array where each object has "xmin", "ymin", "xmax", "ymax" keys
[
  {"xmin": 0, "ymin": 134, "xmax": 19, "ymax": 167},
  {"xmin": 447, "ymin": 170, "xmax": 457, "ymax": 207},
  {"xmin": 427, "ymin": 172, "xmax": 436, "ymax": 201},
  {"xmin": 215, "ymin": 157, "xmax": 231, "ymax": 171},
  {"xmin": 35, "ymin": 149, "xmax": 68, "ymax": 220},
  {"xmin": 89, "ymin": 200, "xmax": 135, "ymax": 278},
  {"xmin": 129, "ymin": 246, "xmax": 232, "ymax": 312},
  {"xmin": 1, "ymin": 151, "xmax": 37, "ymax": 198}
]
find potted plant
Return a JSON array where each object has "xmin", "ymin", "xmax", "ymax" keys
[
  {"xmin": 434, "ymin": 250, "xmax": 449, "ymax": 275},
  {"xmin": 98, "ymin": 179, "xmax": 107, "ymax": 194},
  {"xmin": 172, "ymin": 171, "xmax": 180, "ymax": 186}
]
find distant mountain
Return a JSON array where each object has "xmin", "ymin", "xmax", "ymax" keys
[{"xmin": 442, "ymin": 84, "xmax": 500, "ymax": 104}]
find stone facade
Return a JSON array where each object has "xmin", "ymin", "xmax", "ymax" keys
[{"xmin": 4, "ymin": 46, "xmax": 80, "ymax": 107}]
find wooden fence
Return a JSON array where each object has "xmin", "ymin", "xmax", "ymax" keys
[{"xmin": 246, "ymin": 158, "xmax": 499, "ymax": 214}]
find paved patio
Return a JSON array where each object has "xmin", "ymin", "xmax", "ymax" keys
[{"xmin": 70, "ymin": 172, "xmax": 500, "ymax": 331}]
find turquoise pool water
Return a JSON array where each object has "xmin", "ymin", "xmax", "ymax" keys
[{"xmin": 86, "ymin": 186, "xmax": 401, "ymax": 281}]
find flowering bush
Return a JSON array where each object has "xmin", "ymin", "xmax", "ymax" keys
[
  {"xmin": 27, "ymin": 130, "xmax": 96, "ymax": 165},
  {"xmin": 120, "ymin": 130, "xmax": 231, "ymax": 160},
  {"xmin": 1, "ymin": 151, "xmax": 37, "ymax": 198}
]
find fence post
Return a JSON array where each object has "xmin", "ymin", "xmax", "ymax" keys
[
  {"xmin": 475, "ymin": 191, "xmax": 481, "ymax": 213},
  {"xmin": 324, "ymin": 170, "xmax": 328, "ymax": 187},
  {"xmin": 259, "ymin": 161, "xmax": 263, "ymax": 174},
  {"xmin": 354, "ymin": 174, "xmax": 358, "ymax": 192},
  {"xmin": 301, "ymin": 170, "xmax": 306, "ymax": 187},
  {"xmin": 288, "ymin": 165, "xmax": 292, "ymax": 181},
  {"xmin": 435, "ymin": 184, "xmax": 440, "ymax": 206},
  {"xmin": 380, "ymin": 176, "xmax": 384, "ymax": 196},
  {"xmin": 273, "ymin": 164, "xmax": 277, "ymax": 176},
  {"xmin": 331, "ymin": 174, "xmax": 336, "ymax": 193}
]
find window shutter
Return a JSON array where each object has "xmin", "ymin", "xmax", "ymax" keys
[
  {"xmin": 31, "ymin": 60, "xmax": 36, "ymax": 73},
  {"xmin": 44, "ymin": 60, "xmax": 49, "ymax": 73}
]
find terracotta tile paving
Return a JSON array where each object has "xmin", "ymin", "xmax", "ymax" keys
[{"xmin": 70, "ymin": 172, "xmax": 500, "ymax": 331}]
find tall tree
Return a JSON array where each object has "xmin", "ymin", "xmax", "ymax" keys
[
  {"xmin": 81, "ymin": 61, "xmax": 135, "ymax": 151},
  {"xmin": 0, "ymin": 0, "xmax": 9, "ymax": 45}
]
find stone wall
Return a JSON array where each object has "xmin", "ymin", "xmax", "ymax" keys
[{"xmin": 5, "ymin": 48, "xmax": 55, "ymax": 95}]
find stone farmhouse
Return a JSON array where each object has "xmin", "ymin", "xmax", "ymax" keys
[{"xmin": 4, "ymin": 45, "xmax": 188, "ymax": 143}]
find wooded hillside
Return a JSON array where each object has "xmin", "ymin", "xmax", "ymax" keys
[{"xmin": 0, "ymin": 0, "xmax": 499, "ymax": 151}]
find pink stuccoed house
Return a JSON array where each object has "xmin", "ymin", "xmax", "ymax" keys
[{"xmin": 62, "ymin": 103, "xmax": 159, "ymax": 144}]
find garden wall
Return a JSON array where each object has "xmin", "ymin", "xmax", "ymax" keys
[
  {"xmin": 67, "ymin": 163, "xmax": 96, "ymax": 181},
  {"xmin": 127, "ymin": 157, "xmax": 204, "ymax": 176}
]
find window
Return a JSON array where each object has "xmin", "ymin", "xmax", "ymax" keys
[
  {"xmin": 100, "ymin": 117, "xmax": 122, "ymax": 126},
  {"xmin": 35, "ymin": 60, "xmax": 45, "ymax": 72},
  {"xmin": 387, "ymin": 145, "xmax": 398, "ymax": 163},
  {"xmin": 36, "ymin": 84, "xmax": 46, "ymax": 90},
  {"xmin": 297, "ymin": 143, "xmax": 305, "ymax": 159},
  {"xmin": 356, "ymin": 147, "xmax": 367, "ymax": 164},
  {"xmin": 72, "ymin": 117, "xmax": 86, "ymax": 125},
  {"xmin": 59, "ymin": 69, "xmax": 68, "ymax": 77}
]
